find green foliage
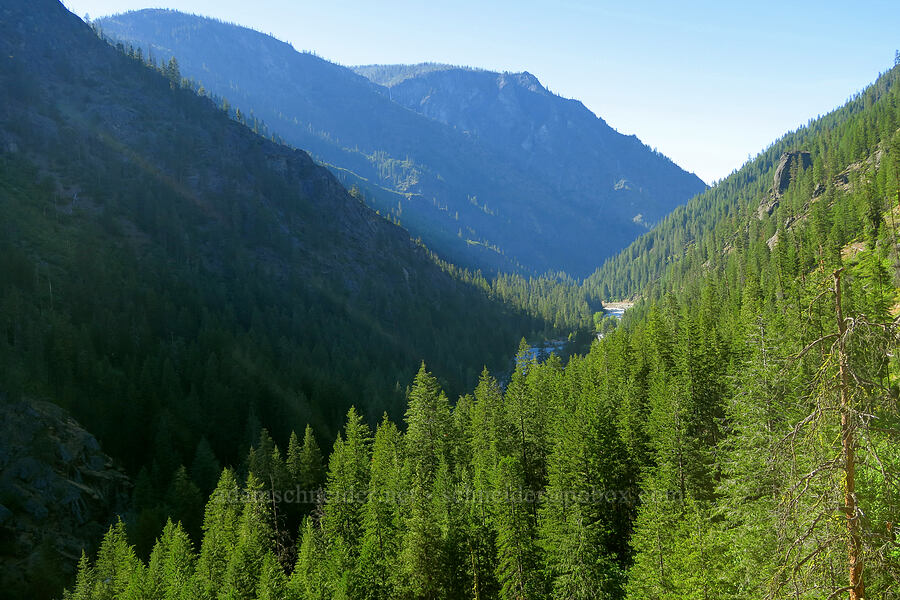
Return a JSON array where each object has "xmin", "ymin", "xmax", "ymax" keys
[
  {"xmin": 0, "ymin": 9, "xmax": 575, "ymax": 597},
  {"xmin": 37, "ymin": 3, "xmax": 900, "ymax": 599},
  {"xmin": 96, "ymin": 11, "xmax": 705, "ymax": 277},
  {"xmin": 290, "ymin": 518, "xmax": 328, "ymax": 600},
  {"xmin": 195, "ymin": 469, "xmax": 242, "ymax": 599},
  {"xmin": 146, "ymin": 519, "xmax": 197, "ymax": 600},
  {"xmin": 220, "ymin": 473, "xmax": 274, "ymax": 600},
  {"xmin": 320, "ymin": 408, "xmax": 372, "ymax": 599},
  {"xmin": 358, "ymin": 417, "xmax": 403, "ymax": 599},
  {"xmin": 91, "ymin": 520, "xmax": 144, "ymax": 600}
]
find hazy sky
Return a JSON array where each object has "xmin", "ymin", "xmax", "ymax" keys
[{"xmin": 61, "ymin": 0, "xmax": 899, "ymax": 184}]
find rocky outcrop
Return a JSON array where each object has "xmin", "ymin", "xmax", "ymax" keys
[
  {"xmin": 757, "ymin": 196, "xmax": 779, "ymax": 219},
  {"xmin": 0, "ymin": 399, "xmax": 130, "ymax": 599},
  {"xmin": 773, "ymin": 150, "xmax": 812, "ymax": 196}
]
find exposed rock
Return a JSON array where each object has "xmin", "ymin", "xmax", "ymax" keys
[
  {"xmin": 773, "ymin": 151, "xmax": 812, "ymax": 196},
  {"xmin": 757, "ymin": 197, "xmax": 779, "ymax": 220},
  {"xmin": 0, "ymin": 399, "xmax": 130, "ymax": 599}
]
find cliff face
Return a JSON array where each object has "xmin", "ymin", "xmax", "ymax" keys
[
  {"xmin": 0, "ymin": 399, "xmax": 130, "ymax": 599},
  {"xmin": 773, "ymin": 150, "xmax": 812, "ymax": 195}
]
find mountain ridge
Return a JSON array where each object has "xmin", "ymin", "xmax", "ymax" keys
[
  {"xmin": 95, "ymin": 9, "xmax": 707, "ymax": 276},
  {"xmin": 0, "ymin": 0, "xmax": 548, "ymax": 492}
]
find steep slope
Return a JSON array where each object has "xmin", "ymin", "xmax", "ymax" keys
[
  {"xmin": 0, "ymin": 0, "xmax": 543, "ymax": 481},
  {"xmin": 362, "ymin": 64, "xmax": 705, "ymax": 233},
  {"xmin": 0, "ymin": 399, "xmax": 130, "ymax": 599},
  {"xmin": 95, "ymin": 10, "xmax": 707, "ymax": 276},
  {"xmin": 590, "ymin": 64, "xmax": 900, "ymax": 600},
  {"xmin": 63, "ymin": 61, "xmax": 900, "ymax": 598},
  {"xmin": 585, "ymin": 64, "xmax": 900, "ymax": 301}
]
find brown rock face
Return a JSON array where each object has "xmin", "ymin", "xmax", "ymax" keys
[
  {"xmin": 0, "ymin": 399, "xmax": 130, "ymax": 599},
  {"xmin": 773, "ymin": 151, "xmax": 812, "ymax": 196}
]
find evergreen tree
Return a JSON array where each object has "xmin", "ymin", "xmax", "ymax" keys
[
  {"xmin": 221, "ymin": 473, "xmax": 274, "ymax": 600},
  {"xmin": 146, "ymin": 519, "xmax": 198, "ymax": 600},
  {"xmin": 359, "ymin": 416, "xmax": 404, "ymax": 599},
  {"xmin": 540, "ymin": 358, "xmax": 629, "ymax": 599},
  {"xmin": 91, "ymin": 519, "xmax": 144, "ymax": 600},
  {"xmin": 63, "ymin": 552, "xmax": 95, "ymax": 600},
  {"xmin": 466, "ymin": 368, "xmax": 507, "ymax": 599},
  {"xmin": 494, "ymin": 455, "xmax": 543, "ymax": 600},
  {"xmin": 292, "ymin": 424, "xmax": 325, "ymax": 504},
  {"xmin": 256, "ymin": 551, "xmax": 288, "ymax": 600},
  {"xmin": 321, "ymin": 407, "xmax": 372, "ymax": 599},
  {"xmin": 166, "ymin": 465, "xmax": 204, "ymax": 542},
  {"xmin": 195, "ymin": 469, "xmax": 242, "ymax": 599},
  {"xmin": 290, "ymin": 518, "xmax": 328, "ymax": 600},
  {"xmin": 399, "ymin": 364, "xmax": 454, "ymax": 598},
  {"xmin": 191, "ymin": 437, "xmax": 222, "ymax": 497}
]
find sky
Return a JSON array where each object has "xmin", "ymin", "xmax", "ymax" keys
[{"xmin": 61, "ymin": 0, "xmax": 900, "ymax": 184}]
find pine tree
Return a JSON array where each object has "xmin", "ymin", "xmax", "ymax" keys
[
  {"xmin": 505, "ymin": 341, "xmax": 549, "ymax": 502},
  {"xmin": 247, "ymin": 429, "xmax": 277, "ymax": 488},
  {"xmin": 191, "ymin": 437, "xmax": 222, "ymax": 497},
  {"xmin": 292, "ymin": 424, "xmax": 325, "ymax": 505},
  {"xmin": 220, "ymin": 473, "xmax": 275, "ymax": 600},
  {"xmin": 195, "ymin": 469, "xmax": 242, "ymax": 600},
  {"xmin": 540, "ymin": 359, "xmax": 628, "ymax": 599},
  {"xmin": 165, "ymin": 56, "xmax": 181, "ymax": 86},
  {"xmin": 286, "ymin": 430, "xmax": 303, "ymax": 483},
  {"xmin": 359, "ymin": 416, "xmax": 404, "ymax": 599},
  {"xmin": 63, "ymin": 551, "xmax": 94, "ymax": 600},
  {"xmin": 321, "ymin": 407, "xmax": 372, "ymax": 599},
  {"xmin": 290, "ymin": 517, "xmax": 328, "ymax": 600},
  {"xmin": 494, "ymin": 455, "xmax": 543, "ymax": 600},
  {"xmin": 256, "ymin": 551, "xmax": 288, "ymax": 600},
  {"xmin": 91, "ymin": 519, "xmax": 144, "ymax": 600},
  {"xmin": 466, "ymin": 368, "xmax": 506, "ymax": 600},
  {"xmin": 166, "ymin": 465, "xmax": 204, "ymax": 542},
  {"xmin": 146, "ymin": 518, "xmax": 198, "ymax": 600},
  {"xmin": 399, "ymin": 363, "xmax": 453, "ymax": 598}
]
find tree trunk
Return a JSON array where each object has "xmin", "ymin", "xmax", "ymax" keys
[{"xmin": 834, "ymin": 268, "xmax": 863, "ymax": 600}]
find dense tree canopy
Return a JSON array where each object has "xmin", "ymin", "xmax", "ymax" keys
[{"xmin": 66, "ymin": 60, "xmax": 900, "ymax": 599}]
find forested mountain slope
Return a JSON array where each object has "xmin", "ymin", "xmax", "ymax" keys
[
  {"xmin": 95, "ymin": 10, "xmax": 707, "ymax": 276},
  {"xmin": 64, "ymin": 57, "xmax": 900, "ymax": 600},
  {"xmin": 0, "ymin": 0, "xmax": 558, "ymax": 569},
  {"xmin": 359, "ymin": 63, "xmax": 705, "ymax": 237},
  {"xmin": 585, "ymin": 63, "xmax": 900, "ymax": 301}
]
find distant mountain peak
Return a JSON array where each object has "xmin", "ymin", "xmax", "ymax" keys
[
  {"xmin": 503, "ymin": 70, "xmax": 545, "ymax": 93},
  {"xmin": 352, "ymin": 62, "xmax": 469, "ymax": 87},
  {"xmin": 97, "ymin": 10, "xmax": 707, "ymax": 276}
]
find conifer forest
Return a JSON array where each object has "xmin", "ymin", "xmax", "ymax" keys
[{"xmin": 1, "ymin": 1, "xmax": 899, "ymax": 599}]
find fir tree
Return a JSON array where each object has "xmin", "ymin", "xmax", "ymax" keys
[
  {"xmin": 63, "ymin": 552, "xmax": 95, "ymax": 600},
  {"xmin": 359, "ymin": 416, "xmax": 404, "ymax": 599},
  {"xmin": 220, "ymin": 473, "xmax": 274, "ymax": 600},
  {"xmin": 321, "ymin": 407, "xmax": 372, "ymax": 598},
  {"xmin": 191, "ymin": 437, "xmax": 222, "ymax": 497},
  {"xmin": 195, "ymin": 469, "xmax": 242, "ymax": 599},
  {"xmin": 91, "ymin": 519, "xmax": 144, "ymax": 600},
  {"xmin": 256, "ymin": 551, "xmax": 288, "ymax": 600},
  {"xmin": 494, "ymin": 455, "xmax": 543, "ymax": 600},
  {"xmin": 146, "ymin": 519, "xmax": 198, "ymax": 600},
  {"xmin": 290, "ymin": 517, "xmax": 328, "ymax": 600},
  {"xmin": 399, "ymin": 364, "xmax": 454, "ymax": 598}
]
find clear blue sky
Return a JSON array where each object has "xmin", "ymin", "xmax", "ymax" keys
[{"xmin": 62, "ymin": 0, "xmax": 899, "ymax": 184}]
